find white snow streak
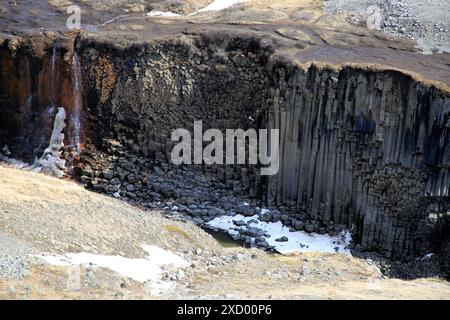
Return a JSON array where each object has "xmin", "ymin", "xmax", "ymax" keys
[
  {"xmin": 146, "ymin": 11, "xmax": 181, "ymax": 17},
  {"xmin": 207, "ymin": 214, "xmax": 352, "ymax": 255},
  {"xmin": 199, "ymin": 0, "xmax": 248, "ymax": 12},
  {"xmin": 38, "ymin": 245, "xmax": 189, "ymax": 295}
]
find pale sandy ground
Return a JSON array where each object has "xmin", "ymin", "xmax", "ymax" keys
[
  {"xmin": 0, "ymin": 166, "xmax": 449, "ymax": 300},
  {"xmin": 0, "ymin": 166, "xmax": 220, "ymax": 257}
]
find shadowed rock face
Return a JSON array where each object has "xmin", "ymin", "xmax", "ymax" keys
[
  {"xmin": 0, "ymin": 33, "xmax": 449, "ymax": 276},
  {"xmin": 267, "ymin": 65, "xmax": 449, "ymax": 261}
]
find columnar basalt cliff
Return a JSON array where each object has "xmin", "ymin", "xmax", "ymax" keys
[
  {"xmin": 267, "ymin": 65, "xmax": 450, "ymax": 261},
  {"xmin": 0, "ymin": 32, "xmax": 449, "ymax": 276}
]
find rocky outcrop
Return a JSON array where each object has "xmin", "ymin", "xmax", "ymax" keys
[
  {"xmin": 0, "ymin": 32, "xmax": 449, "ymax": 275},
  {"xmin": 75, "ymin": 34, "xmax": 449, "ymax": 265}
]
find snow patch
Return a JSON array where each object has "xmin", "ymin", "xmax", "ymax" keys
[
  {"xmin": 421, "ymin": 253, "xmax": 434, "ymax": 260},
  {"xmin": 146, "ymin": 11, "xmax": 181, "ymax": 17},
  {"xmin": 207, "ymin": 214, "xmax": 352, "ymax": 255},
  {"xmin": 37, "ymin": 245, "xmax": 189, "ymax": 295},
  {"xmin": 146, "ymin": 1, "xmax": 248, "ymax": 18},
  {"xmin": 199, "ymin": 0, "xmax": 248, "ymax": 12},
  {"xmin": 0, "ymin": 152, "xmax": 28, "ymax": 169}
]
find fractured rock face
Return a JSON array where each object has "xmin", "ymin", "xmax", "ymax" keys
[
  {"xmin": 0, "ymin": 32, "xmax": 448, "ymax": 273},
  {"xmin": 266, "ymin": 66, "xmax": 450, "ymax": 260}
]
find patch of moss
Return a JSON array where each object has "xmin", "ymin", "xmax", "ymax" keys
[{"xmin": 164, "ymin": 224, "xmax": 194, "ymax": 242}]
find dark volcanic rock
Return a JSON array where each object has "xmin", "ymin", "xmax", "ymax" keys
[
  {"xmin": 0, "ymin": 31, "xmax": 449, "ymax": 278},
  {"xmin": 275, "ymin": 236, "xmax": 289, "ymax": 242}
]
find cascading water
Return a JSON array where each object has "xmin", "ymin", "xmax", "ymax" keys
[
  {"xmin": 50, "ymin": 43, "xmax": 57, "ymax": 109},
  {"xmin": 26, "ymin": 95, "xmax": 32, "ymax": 109},
  {"xmin": 71, "ymin": 52, "xmax": 83, "ymax": 151}
]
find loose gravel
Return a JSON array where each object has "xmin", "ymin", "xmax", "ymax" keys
[
  {"xmin": 0, "ymin": 232, "xmax": 32, "ymax": 279},
  {"xmin": 325, "ymin": 0, "xmax": 450, "ymax": 53}
]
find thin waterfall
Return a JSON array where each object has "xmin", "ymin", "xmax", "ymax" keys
[
  {"xmin": 50, "ymin": 44, "xmax": 57, "ymax": 109},
  {"xmin": 24, "ymin": 59, "xmax": 33, "ymax": 154},
  {"xmin": 71, "ymin": 52, "xmax": 83, "ymax": 151},
  {"xmin": 25, "ymin": 57, "xmax": 33, "ymax": 110},
  {"xmin": 26, "ymin": 95, "xmax": 32, "ymax": 110}
]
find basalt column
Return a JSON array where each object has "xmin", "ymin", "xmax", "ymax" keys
[
  {"xmin": 77, "ymin": 39, "xmax": 449, "ymax": 264},
  {"xmin": 2, "ymin": 36, "xmax": 447, "ymax": 269},
  {"xmin": 267, "ymin": 65, "xmax": 450, "ymax": 260}
]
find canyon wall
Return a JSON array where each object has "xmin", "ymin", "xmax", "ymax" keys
[
  {"xmin": 0, "ymin": 34, "xmax": 449, "ymax": 270},
  {"xmin": 267, "ymin": 64, "xmax": 450, "ymax": 260},
  {"xmin": 0, "ymin": 36, "xmax": 79, "ymax": 163}
]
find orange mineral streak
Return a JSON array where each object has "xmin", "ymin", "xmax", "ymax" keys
[
  {"xmin": 94, "ymin": 55, "xmax": 117, "ymax": 104},
  {"xmin": 16, "ymin": 57, "xmax": 30, "ymax": 114},
  {"xmin": 60, "ymin": 68, "xmax": 74, "ymax": 114},
  {"xmin": 35, "ymin": 56, "xmax": 51, "ymax": 109},
  {"xmin": 0, "ymin": 55, "xmax": 32, "ymax": 131}
]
